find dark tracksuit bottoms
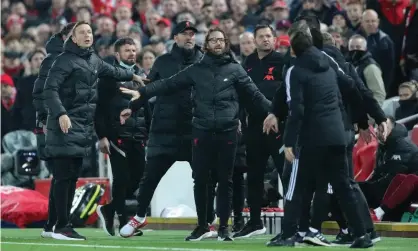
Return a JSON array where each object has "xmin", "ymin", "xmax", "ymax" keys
[
  {"xmin": 282, "ymin": 145, "xmax": 366, "ymax": 239},
  {"xmin": 246, "ymin": 128, "xmax": 284, "ymax": 224},
  {"xmin": 192, "ymin": 128, "xmax": 238, "ymax": 227},
  {"xmin": 135, "ymin": 147, "xmax": 216, "ymax": 224},
  {"xmin": 310, "ymin": 130, "xmax": 375, "ymax": 233},
  {"xmin": 108, "ymin": 139, "xmax": 146, "ymax": 223},
  {"xmin": 49, "ymin": 157, "xmax": 83, "ymax": 229}
]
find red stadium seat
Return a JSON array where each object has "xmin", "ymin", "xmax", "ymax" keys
[
  {"xmin": 411, "ymin": 125, "xmax": 418, "ymax": 146},
  {"xmin": 353, "ymin": 133, "xmax": 378, "ymax": 182}
]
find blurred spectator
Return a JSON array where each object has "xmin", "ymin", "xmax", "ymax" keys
[
  {"xmin": 149, "ymin": 35, "xmax": 168, "ymax": 55},
  {"xmin": 136, "ymin": 49, "xmax": 157, "ymax": 75},
  {"xmin": 275, "ymin": 34, "xmax": 290, "ymax": 54},
  {"xmin": 327, "ymin": 25, "xmax": 347, "ymax": 55},
  {"xmin": 395, "ymin": 80, "xmax": 418, "ymax": 130},
  {"xmin": 345, "ymin": 0, "xmax": 363, "ymax": 32},
  {"xmin": 331, "ymin": 10, "xmax": 353, "ymax": 39},
  {"xmin": 76, "ymin": 6, "xmax": 92, "ymax": 23},
  {"xmin": 275, "ymin": 19, "xmax": 291, "ymax": 36},
  {"xmin": 201, "ymin": 3, "xmax": 215, "ymax": 25},
  {"xmin": 1, "ymin": 74, "xmax": 16, "ymax": 141},
  {"xmin": 404, "ymin": 0, "xmax": 418, "ymax": 81},
  {"xmin": 361, "ymin": 9, "xmax": 395, "ymax": 95},
  {"xmin": 155, "ymin": 18, "xmax": 172, "ymax": 42},
  {"xmin": 162, "ymin": 0, "xmax": 179, "ymax": 19},
  {"xmin": 176, "ymin": 11, "xmax": 197, "ymax": 24},
  {"xmin": 12, "ymin": 50, "xmax": 46, "ymax": 131},
  {"xmin": 116, "ymin": 20, "xmax": 132, "ymax": 39},
  {"xmin": 239, "ymin": 31, "xmax": 255, "ymax": 62},
  {"xmin": 290, "ymin": 0, "xmax": 341, "ymax": 26},
  {"xmin": 212, "ymin": 0, "xmax": 229, "ymax": 18},
  {"xmin": 115, "ymin": 1, "xmax": 133, "ymax": 23},
  {"xmin": 348, "ymin": 34, "xmax": 386, "ymax": 106}
]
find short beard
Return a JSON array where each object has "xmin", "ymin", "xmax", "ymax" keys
[
  {"xmin": 181, "ymin": 46, "xmax": 194, "ymax": 57},
  {"xmin": 121, "ymin": 59, "xmax": 135, "ymax": 66}
]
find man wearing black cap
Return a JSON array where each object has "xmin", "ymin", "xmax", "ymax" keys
[{"xmin": 119, "ymin": 21, "xmax": 215, "ymax": 238}]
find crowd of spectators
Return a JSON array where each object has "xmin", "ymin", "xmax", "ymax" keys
[{"xmin": 1, "ymin": 0, "xmax": 418, "ymax": 167}]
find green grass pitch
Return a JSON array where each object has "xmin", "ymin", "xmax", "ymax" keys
[{"xmin": 2, "ymin": 229, "xmax": 418, "ymax": 251}]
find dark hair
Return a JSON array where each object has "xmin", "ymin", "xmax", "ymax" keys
[
  {"xmin": 202, "ymin": 3, "xmax": 211, "ymax": 9},
  {"xmin": 288, "ymin": 22, "xmax": 313, "ymax": 57},
  {"xmin": 136, "ymin": 49, "xmax": 157, "ymax": 65},
  {"xmin": 294, "ymin": 13, "xmax": 323, "ymax": 49},
  {"xmin": 203, "ymin": 27, "xmax": 230, "ymax": 52},
  {"xmin": 28, "ymin": 49, "xmax": 46, "ymax": 61},
  {"xmin": 71, "ymin": 21, "xmax": 91, "ymax": 36},
  {"xmin": 77, "ymin": 6, "xmax": 93, "ymax": 16},
  {"xmin": 254, "ymin": 24, "xmax": 275, "ymax": 37},
  {"xmin": 114, "ymin": 37, "xmax": 136, "ymax": 52},
  {"xmin": 60, "ymin": 22, "xmax": 76, "ymax": 37}
]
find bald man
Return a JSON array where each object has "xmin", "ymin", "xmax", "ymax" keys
[
  {"xmin": 239, "ymin": 32, "xmax": 255, "ymax": 62},
  {"xmin": 361, "ymin": 9, "xmax": 395, "ymax": 95},
  {"xmin": 348, "ymin": 34, "xmax": 386, "ymax": 106}
]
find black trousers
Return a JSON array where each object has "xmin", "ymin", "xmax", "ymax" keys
[
  {"xmin": 192, "ymin": 128, "xmax": 237, "ymax": 227},
  {"xmin": 213, "ymin": 167, "xmax": 245, "ymax": 223},
  {"xmin": 319, "ymin": 131, "xmax": 375, "ymax": 233},
  {"xmin": 49, "ymin": 157, "xmax": 82, "ymax": 229},
  {"xmin": 109, "ymin": 139, "xmax": 146, "ymax": 223},
  {"xmin": 282, "ymin": 146, "xmax": 366, "ymax": 238},
  {"xmin": 135, "ymin": 151, "xmax": 216, "ymax": 223},
  {"xmin": 246, "ymin": 128, "xmax": 283, "ymax": 224}
]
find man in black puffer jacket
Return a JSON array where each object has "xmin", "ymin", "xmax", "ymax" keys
[
  {"xmin": 33, "ymin": 23, "xmax": 76, "ymax": 160},
  {"xmin": 95, "ymin": 38, "xmax": 150, "ymax": 237},
  {"xmin": 43, "ymin": 22, "xmax": 143, "ymax": 241},
  {"xmin": 32, "ymin": 22, "xmax": 76, "ymax": 239},
  {"xmin": 119, "ymin": 27, "xmax": 270, "ymax": 241},
  {"xmin": 116, "ymin": 22, "xmax": 219, "ymax": 238}
]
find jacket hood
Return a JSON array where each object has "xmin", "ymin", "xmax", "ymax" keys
[
  {"xmin": 45, "ymin": 33, "xmax": 64, "ymax": 54},
  {"xmin": 322, "ymin": 45, "xmax": 348, "ymax": 70},
  {"xmin": 294, "ymin": 46, "xmax": 329, "ymax": 72},
  {"xmin": 63, "ymin": 37, "xmax": 94, "ymax": 58},
  {"xmin": 386, "ymin": 123, "xmax": 408, "ymax": 142}
]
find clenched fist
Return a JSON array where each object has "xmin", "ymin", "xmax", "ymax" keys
[{"xmin": 59, "ymin": 114, "xmax": 72, "ymax": 134}]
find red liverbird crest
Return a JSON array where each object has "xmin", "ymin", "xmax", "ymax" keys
[{"xmin": 263, "ymin": 67, "xmax": 275, "ymax": 80}]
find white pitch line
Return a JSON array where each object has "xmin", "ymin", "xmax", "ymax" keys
[{"xmin": 1, "ymin": 242, "xmax": 247, "ymax": 251}]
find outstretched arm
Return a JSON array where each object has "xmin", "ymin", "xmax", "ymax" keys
[{"xmin": 234, "ymin": 66, "xmax": 271, "ymax": 116}]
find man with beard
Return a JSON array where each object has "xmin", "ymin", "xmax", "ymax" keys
[
  {"xmin": 119, "ymin": 27, "xmax": 271, "ymax": 241},
  {"xmin": 43, "ymin": 21, "xmax": 144, "ymax": 241},
  {"xmin": 95, "ymin": 37, "xmax": 150, "ymax": 237},
  {"xmin": 118, "ymin": 21, "xmax": 217, "ymax": 238},
  {"xmin": 32, "ymin": 22, "xmax": 76, "ymax": 238},
  {"xmin": 233, "ymin": 24, "xmax": 285, "ymax": 239}
]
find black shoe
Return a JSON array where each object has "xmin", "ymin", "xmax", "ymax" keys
[
  {"xmin": 232, "ymin": 219, "xmax": 244, "ymax": 234},
  {"xmin": 52, "ymin": 226, "xmax": 86, "ymax": 241},
  {"xmin": 350, "ymin": 234, "xmax": 373, "ymax": 248},
  {"xmin": 266, "ymin": 235, "xmax": 296, "ymax": 247},
  {"xmin": 185, "ymin": 226, "xmax": 212, "ymax": 241},
  {"xmin": 294, "ymin": 232, "xmax": 305, "ymax": 244},
  {"xmin": 96, "ymin": 204, "xmax": 115, "ymax": 236},
  {"xmin": 369, "ymin": 230, "xmax": 381, "ymax": 244},
  {"xmin": 332, "ymin": 231, "xmax": 355, "ymax": 245},
  {"xmin": 217, "ymin": 226, "xmax": 233, "ymax": 241},
  {"xmin": 303, "ymin": 230, "xmax": 331, "ymax": 247},
  {"xmin": 232, "ymin": 220, "xmax": 266, "ymax": 239}
]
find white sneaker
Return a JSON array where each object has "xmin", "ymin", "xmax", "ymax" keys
[
  {"xmin": 41, "ymin": 230, "xmax": 53, "ymax": 238},
  {"xmin": 119, "ymin": 217, "xmax": 147, "ymax": 238}
]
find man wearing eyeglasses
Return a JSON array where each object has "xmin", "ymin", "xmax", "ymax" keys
[{"xmin": 118, "ymin": 21, "xmax": 216, "ymax": 237}]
